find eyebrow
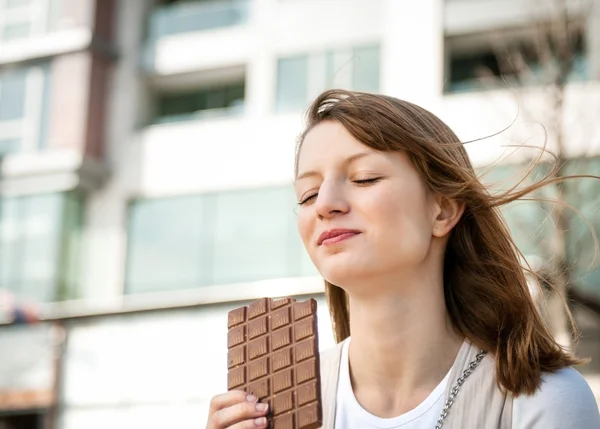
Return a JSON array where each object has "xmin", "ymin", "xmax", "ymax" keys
[{"xmin": 296, "ymin": 152, "xmax": 373, "ymax": 181}]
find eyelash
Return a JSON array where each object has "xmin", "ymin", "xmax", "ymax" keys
[
  {"xmin": 354, "ymin": 178, "xmax": 381, "ymax": 185},
  {"xmin": 297, "ymin": 177, "xmax": 382, "ymax": 206}
]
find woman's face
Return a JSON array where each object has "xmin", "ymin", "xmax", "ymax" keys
[{"xmin": 295, "ymin": 120, "xmax": 440, "ymax": 291}]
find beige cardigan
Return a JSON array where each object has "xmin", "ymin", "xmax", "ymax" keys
[{"xmin": 317, "ymin": 340, "xmax": 513, "ymax": 428}]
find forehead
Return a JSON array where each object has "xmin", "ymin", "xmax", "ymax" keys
[{"xmin": 297, "ymin": 121, "xmax": 372, "ymax": 168}]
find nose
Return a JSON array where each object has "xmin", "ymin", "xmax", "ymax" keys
[{"xmin": 314, "ymin": 181, "xmax": 350, "ymax": 219}]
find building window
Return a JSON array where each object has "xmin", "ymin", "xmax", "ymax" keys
[
  {"xmin": 445, "ymin": 29, "xmax": 587, "ymax": 93},
  {"xmin": 147, "ymin": 0, "xmax": 250, "ymax": 40},
  {"xmin": 447, "ymin": 50, "xmax": 501, "ymax": 93},
  {"xmin": 0, "ymin": 0, "xmax": 53, "ymax": 43},
  {"xmin": 276, "ymin": 56, "xmax": 309, "ymax": 113},
  {"xmin": 0, "ymin": 63, "xmax": 50, "ymax": 155},
  {"xmin": 276, "ymin": 44, "xmax": 381, "ymax": 112},
  {"xmin": 125, "ymin": 186, "xmax": 317, "ymax": 294},
  {"xmin": 126, "ymin": 194, "xmax": 212, "ymax": 293},
  {"xmin": 154, "ymin": 81, "xmax": 245, "ymax": 124},
  {"xmin": 351, "ymin": 45, "xmax": 381, "ymax": 93},
  {"xmin": 0, "ymin": 192, "xmax": 83, "ymax": 303},
  {"xmin": 211, "ymin": 188, "xmax": 299, "ymax": 285}
]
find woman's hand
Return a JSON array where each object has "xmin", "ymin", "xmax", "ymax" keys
[{"xmin": 205, "ymin": 390, "xmax": 269, "ymax": 429}]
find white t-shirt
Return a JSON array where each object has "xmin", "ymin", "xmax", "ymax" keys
[{"xmin": 335, "ymin": 338, "xmax": 600, "ymax": 428}]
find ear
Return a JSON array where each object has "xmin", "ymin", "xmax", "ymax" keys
[{"xmin": 432, "ymin": 195, "xmax": 465, "ymax": 238}]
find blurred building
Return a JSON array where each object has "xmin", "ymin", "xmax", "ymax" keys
[{"xmin": 0, "ymin": 0, "xmax": 599, "ymax": 428}]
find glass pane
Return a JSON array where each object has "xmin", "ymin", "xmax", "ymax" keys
[
  {"xmin": 149, "ymin": 0, "xmax": 249, "ymax": 38},
  {"xmin": 1, "ymin": 22, "xmax": 31, "ymax": 41},
  {"xmin": 37, "ymin": 62, "xmax": 51, "ymax": 150},
  {"xmin": 0, "ymin": 194, "xmax": 63, "ymax": 302},
  {"xmin": 156, "ymin": 82, "xmax": 245, "ymax": 123},
  {"xmin": 56, "ymin": 192, "xmax": 84, "ymax": 301},
  {"xmin": 324, "ymin": 49, "xmax": 352, "ymax": 90},
  {"xmin": 567, "ymin": 32, "xmax": 588, "ymax": 82},
  {"xmin": 126, "ymin": 195, "xmax": 212, "ymax": 293},
  {"xmin": 0, "ymin": 139, "xmax": 21, "ymax": 155},
  {"xmin": 19, "ymin": 194, "xmax": 63, "ymax": 302},
  {"xmin": 276, "ymin": 55, "xmax": 308, "ymax": 112},
  {"xmin": 479, "ymin": 163, "xmax": 551, "ymax": 258},
  {"xmin": 212, "ymin": 187, "xmax": 295, "ymax": 284},
  {"xmin": 478, "ymin": 159, "xmax": 600, "ymax": 303},
  {"xmin": 0, "ymin": 198, "xmax": 20, "ymax": 293},
  {"xmin": 227, "ymin": 83, "xmax": 245, "ymax": 108},
  {"xmin": 563, "ymin": 159, "xmax": 600, "ymax": 300},
  {"xmin": 500, "ymin": 200, "xmax": 549, "ymax": 257},
  {"xmin": 205, "ymin": 88, "xmax": 226, "ymax": 110},
  {"xmin": 447, "ymin": 51, "xmax": 501, "ymax": 93},
  {"xmin": 0, "ymin": 69, "xmax": 27, "ymax": 121},
  {"xmin": 352, "ymin": 45, "xmax": 380, "ymax": 93},
  {"xmin": 325, "ymin": 51, "xmax": 336, "ymax": 88}
]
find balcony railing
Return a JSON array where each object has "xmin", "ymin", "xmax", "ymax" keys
[{"xmin": 147, "ymin": 0, "xmax": 250, "ymax": 40}]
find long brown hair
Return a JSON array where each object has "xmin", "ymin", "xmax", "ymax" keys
[{"xmin": 294, "ymin": 89, "xmax": 589, "ymax": 396}]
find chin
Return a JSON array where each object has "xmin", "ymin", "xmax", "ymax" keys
[{"xmin": 318, "ymin": 259, "xmax": 375, "ymax": 288}]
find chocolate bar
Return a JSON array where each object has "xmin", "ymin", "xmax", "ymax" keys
[{"xmin": 227, "ymin": 297, "xmax": 322, "ymax": 429}]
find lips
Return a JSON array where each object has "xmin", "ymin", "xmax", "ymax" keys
[{"xmin": 317, "ymin": 229, "xmax": 361, "ymax": 245}]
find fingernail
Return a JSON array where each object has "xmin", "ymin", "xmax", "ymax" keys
[
  {"xmin": 254, "ymin": 417, "xmax": 267, "ymax": 426},
  {"xmin": 256, "ymin": 403, "xmax": 268, "ymax": 412},
  {"xmin": 246, "ymin": 394, "xmax": 258, "ymax": 402}
]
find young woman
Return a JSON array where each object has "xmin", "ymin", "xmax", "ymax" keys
[{"xmin": 205, "ymin": 90, "xmax": 600, "ymax": 428}]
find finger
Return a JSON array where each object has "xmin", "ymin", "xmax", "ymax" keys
[
  {"xmin": 211, "ymin": 400, "xmax": 269, "ymax": 428},
  {"xmin": 208, "ymin": 390, "xmax": 253, "ymax": 415},
  {"xmin": 228, "ymin": 417, "xmax": 269, "ymax": 429}
]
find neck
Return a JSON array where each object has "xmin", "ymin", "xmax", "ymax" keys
[{"xmin": 345, "ymin": 269, "xmax": 464, "ymax": 417}]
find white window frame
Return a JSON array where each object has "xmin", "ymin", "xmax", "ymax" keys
[
  {"xmin": 0, "ymin": 64, "xmax": 46, "ymax": 153},
  {"xmin": 0, "ymin": 0, "xmax": 51, "ymax": 43}
]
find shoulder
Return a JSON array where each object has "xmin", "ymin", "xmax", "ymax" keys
[{"xmin": 513, "ymin": 367, "xmax": 600, "ymax": 428}]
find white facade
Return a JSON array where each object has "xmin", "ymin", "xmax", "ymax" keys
[
  {"xmin": 78, "ymin": 0, "xmax": 600, "ymax": 305},
  {"xmin": 48, "ymin": 0, "xmax": 600, "ymax": 427}
]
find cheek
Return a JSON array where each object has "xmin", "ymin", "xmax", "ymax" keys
[
  {"xmin": 297, "ymin": 210, "xmax": 314, "ymax": 249},
  {"xmin": 367, "ymin": 185, "xmax": 433, "ymax": 248}
]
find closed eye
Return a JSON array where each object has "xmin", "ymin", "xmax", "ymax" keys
[
  {"xmin": 298, "ymin": 178, "xmax": 381, "ymax": 204},
  {"xmin": 298, "ymin": 193, "xmax": 317, "ymax": 205},
  {"xmin": 353, "ymin": 178, "xmax": 381, "ymax": 185}
]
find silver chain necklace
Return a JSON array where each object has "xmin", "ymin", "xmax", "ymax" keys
[{"xmin": 434, "ymin": 350, "xmax": 487, "ymax": 429}]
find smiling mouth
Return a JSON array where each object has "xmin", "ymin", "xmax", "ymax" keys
[
  {"xmin": 322, "ymin": 232, "xmax": 359, "ymax": 245},
  {"xmin": 318, "ymin": 229, "xmax": 361, "ymax": 246}
]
